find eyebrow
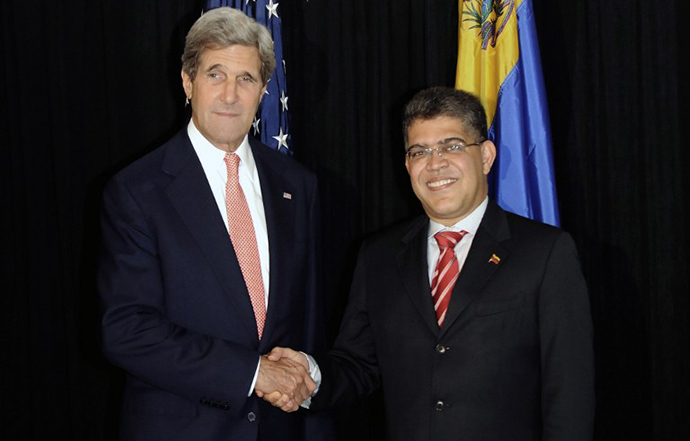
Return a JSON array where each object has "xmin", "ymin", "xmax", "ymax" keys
[
  {"xmin": 204, "ymin": 64, "xmax": 258, "ymax": 80},
  {"xmin": 407, "ymin": 137, "xmax": 467, "ymax": 149},
  {"xmin": 205, "ymin": 64, "xmax": 225, "ymax": 72}
]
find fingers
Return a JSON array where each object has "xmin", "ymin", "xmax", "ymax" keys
[
  {"xmin": 261, "ymin": 390, "xmax": 284, "ymax": 404},
  {"xmin": 266, "ymin": 347, "xmax": 284, "ymax": 361},
  {"xmin": 280, "ymin": 400, "xmax": 298, "ymax": 412},
  {"xmin": 257, "ymin": 387, "xmax": 299, "ymax": 412},
  {"xmin": 268, "ymin": 346, "xmax": 309, "ymax": 371},
  {"xmin": 264, "ymin": 391, "xmax": 299, "ymax": 412},
  {"xmin": 255, "ymin": 355, "xmax": 315, "ymax": 410},
  {"xmin": 255, "ymin": 347, "xmax": 316, "ymax": 413}
]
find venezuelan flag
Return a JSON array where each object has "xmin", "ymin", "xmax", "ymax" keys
[{"xmin": 456, "ymin": 0, "xmax": 559, "ymax": 226}]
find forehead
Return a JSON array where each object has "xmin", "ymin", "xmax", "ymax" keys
[
  {"xmin": 198, "ymin": 44, "xmax": 261, "ymax": 72},
  {"xmin": 406, "ymin": 116, "xmax": 474, "ymax": 145}
]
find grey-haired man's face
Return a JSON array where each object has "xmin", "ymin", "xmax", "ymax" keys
[{"xmin": 182, "ymin": 44, "xmax": 266, "ymax": 152}]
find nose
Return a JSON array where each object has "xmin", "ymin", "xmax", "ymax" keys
[
  {"xmin": 221, "ymin": 79, "xmax": 239, "ymax": 104},
  {"xmin": 426, "ymin": 148, "xmax": 448, "ymax": 170}
]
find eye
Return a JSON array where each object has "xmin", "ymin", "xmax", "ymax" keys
[
  {"xmin": 407, "ymin": 148, "xmax": 429, "ymax": 158},
  {"xmin": 239, "ymin": 75, "xmax": 255, "ymax": 83},
  {"xmin": 445, "ymin": 144, "xmax": 465, "ymax": 153}
]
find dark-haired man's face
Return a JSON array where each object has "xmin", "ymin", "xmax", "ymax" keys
[{"xmin": 405, "ymin": 116, "xmax": 496, "ymax": 226}]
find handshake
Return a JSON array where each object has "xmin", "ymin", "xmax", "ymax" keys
[{"xmin": 255, "ymin": 347, "xmax": 314, "ymax": 412}]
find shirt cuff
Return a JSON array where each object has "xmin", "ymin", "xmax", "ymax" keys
[
  {"xmin": 300, "ymin": 351, "xmax": 322, "ymax": 409},
  {"xmin": 248, "ymin": 357, "xmax": 261, "ymax": 397}
]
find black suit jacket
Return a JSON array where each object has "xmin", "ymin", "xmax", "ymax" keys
[
  {"xmin": 312, "ymin": 201, "xmax": 595, "ymax": 441},
  {"xmin": 98, "ymin": 130, "xmax": 330, "ymax": 440}
]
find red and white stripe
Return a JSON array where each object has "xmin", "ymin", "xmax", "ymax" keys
[{"xmin": 431, "ymin": 231, "xmax": 467, "ymax": 326}]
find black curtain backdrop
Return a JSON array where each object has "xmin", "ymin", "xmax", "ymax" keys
[{"xmin": 1, "ymin": 1, "xmax": 688, "ymax": 440}]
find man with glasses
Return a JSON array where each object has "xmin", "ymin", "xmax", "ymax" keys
[{"xmin": 266, "ymin": 87, "xmax": 595, "ymax": 440}]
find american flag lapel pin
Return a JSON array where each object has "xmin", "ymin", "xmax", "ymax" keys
[
  {"xmin": 488, "ymin": 254, "xmax": 501, "ymax": 265},
  {"xmin": 283, "ymin": 192, "xmax": 292, "ymax": 200}
]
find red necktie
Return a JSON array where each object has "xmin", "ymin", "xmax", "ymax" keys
[
  {"xmin": 224, "ymin": 153, "xmax": 266, "ymax": 338},
  {"xmin": 431, "ymin": 231, "xmax": 467, "ymax": 326}
]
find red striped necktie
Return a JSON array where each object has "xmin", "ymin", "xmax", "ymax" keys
[{"xmin": 431, "ymin": 231, "xmax": 468, "ymax": 326}]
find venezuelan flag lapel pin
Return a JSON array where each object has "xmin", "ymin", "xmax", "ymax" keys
[{"xmin": 488, "ymin": 254, "xmax": 501, "ymax": 265}]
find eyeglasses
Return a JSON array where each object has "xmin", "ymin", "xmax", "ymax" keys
[{"xmin": 405, "ymin": 140, "xmax": 484, "ymax": 161}]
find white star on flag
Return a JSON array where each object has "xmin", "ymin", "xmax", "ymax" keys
[
  {"xmin": 272, "ymin": 128, "xmax": 289, "ymax": 151},
  {"xmin": 280, "ymin": 91, "xmax": 288, "ymax": 111},
  {"xmin": 205, "ymin": 0, "xmax": 290, "ymax": 155},
  {"xmin": 266, "ymin": 1, "xmax": 279, "ymax": 19},
  {"xmin": 252, "ymin": 117, "xmax": 261, "ymax": 135}
]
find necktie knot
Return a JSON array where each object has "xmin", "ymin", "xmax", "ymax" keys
[
  {"xmin": 434, "ymin": 231, "xmax": 467, "ymax": 250},
  {"xmin": 224, "ymin": 153, "xmax": 241, "ymax": 183}
]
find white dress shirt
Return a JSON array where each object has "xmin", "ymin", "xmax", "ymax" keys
[
  {"xmin": 188, "ymin": 120, "xmax": 270, "ymax": 304},
  {"xmin": 426, "ymin": 197, "xmax": 488, "ymax": 282},
  {"xmin": 187, "ymin": 119, "xmax": 269, "ymax": 395}
]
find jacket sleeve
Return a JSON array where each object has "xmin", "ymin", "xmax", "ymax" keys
[
  {"xmin": 97, "ymin": 176, "xmax": 259, "ymax": 416},
  {"xmin": 310, "ymin": 243, "xmax": 381, "ymax": 410},
  {"xmin": 539, "ymin": 232, "xmax": 595, "ymax": 440}
]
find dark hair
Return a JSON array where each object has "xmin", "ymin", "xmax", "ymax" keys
[{"xmin": 402, "ymin": 87, "xmax": 488, "ymax": 145}]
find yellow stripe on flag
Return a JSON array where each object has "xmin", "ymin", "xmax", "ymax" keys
[{"xmin": 455, "ymin": 0, "xmax": 522, "ymax": 127}]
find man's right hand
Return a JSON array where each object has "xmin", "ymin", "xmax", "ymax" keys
[
  {"xmin": 255, "ymin": 354, "xmax": 314, "ymax": 412},
  {"xmin": 267, "ymin": 346, "xmax": 309, "ymax": 369}
]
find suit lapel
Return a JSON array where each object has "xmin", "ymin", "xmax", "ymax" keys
[
  {"xmin": 162, "ymin": 131, "xmax": 259, "ymax": 337},
  {"xmin": 440, "ymin": 201, "xmax": 510, "ymax": 335},
  {"xmin": 250, "ymin": 140, "xmax": 296, "ymax": 341},
  {"xmin": 396, "ymin": 217, "xmax": 440, "ymax": 336}
]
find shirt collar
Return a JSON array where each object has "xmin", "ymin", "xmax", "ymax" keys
[
  {"xmin": 427, "ymin": 196, "xmax": 489, "ymax": 239},
  {"xmin": 187, "ymin": 119, "xmax": 258, "ymax": 182}
]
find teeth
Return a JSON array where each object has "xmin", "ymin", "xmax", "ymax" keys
[{"xmin": 427, "ymin": 179, "xmax": 455, "ymax": 188}]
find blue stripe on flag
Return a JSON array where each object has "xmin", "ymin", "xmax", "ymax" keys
[{"xmin": 488, "ymin": 0, "xmax": 560, "ymax": 226}]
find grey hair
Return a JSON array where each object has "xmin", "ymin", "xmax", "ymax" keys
[
  {"xmin": 181, "ymin": 7, "xmax": 276, "ymax": 84},
  {"xmin": 402, "ymin": 87, "xmax": 488, "ymax": 146}
]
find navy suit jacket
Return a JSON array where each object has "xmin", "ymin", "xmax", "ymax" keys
[
  {"xmin": 98, "ymin": 129, "xmax": 329, "ymax": 440},
  {"xmin": 312, "ymin": 201, "xmax": 595, "ymax": 441}
]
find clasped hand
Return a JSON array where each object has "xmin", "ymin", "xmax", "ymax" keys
[{"xmin": 255, "ymin": 347, "xmax": 312, "ymax": 412}]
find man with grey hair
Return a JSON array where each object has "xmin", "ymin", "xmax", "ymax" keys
[
  {"xmin": 98, "ymin": 7, "xmax": 330, "ymax": 440},
  {"xmin": 268, "ymin": 87, "xmax": 595, "ymax": 440}
]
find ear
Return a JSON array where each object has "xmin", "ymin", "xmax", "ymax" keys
[
  {"xmin": 404, "ymin": 149, "xmax": 413, "ymax": 176},
  {"xmin": 480, "ymin": 140, "xmax": 497, "ymax": 175},
  {"xmin": 259, "ymin": 83, "xmax": 268, "ymax": 103},
  {"xmin": 181, "ymin": 69, "xmax": 193, "ymax": 99}
]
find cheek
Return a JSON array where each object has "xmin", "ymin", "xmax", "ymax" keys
[
  {"xmin": 407, "ymin": 163, "xmax": 425, "ymax": 182},
  {"xmin": 410, "ymin": 172, "xmax": 425, "ymax": 191}
]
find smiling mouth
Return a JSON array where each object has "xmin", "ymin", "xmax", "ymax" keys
[{"xmin": 427, "ymin": 178, "xmax": 457, "ymax": 188}]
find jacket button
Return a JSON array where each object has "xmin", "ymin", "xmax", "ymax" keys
[
  {"xmin": 247, "ymin": 412, "xmax": 256, "ymax": 422},
  {"xmin": 436, "ymin": 344, "xmax": 447, "ymax": 354},
  {"xmin": 435, "ymin": 400, "xmax": 445, "ymax": 411}
]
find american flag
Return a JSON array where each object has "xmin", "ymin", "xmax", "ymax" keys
[{"xmin": 205, "ymin": 0, "xmax": 291, "ymax": 155}]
